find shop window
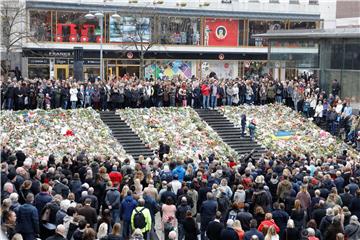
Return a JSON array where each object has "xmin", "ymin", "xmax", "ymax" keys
[
  {"xmin": 158, "ymin": 17, "xmax": 200, "ymax": 45},
  {"xmin": 29, "ymin": 11, "xmax": 52, "ymax": 42},
  {"xmin": 248, "ymin": 20, "xmax": 285, "ymax": 47},
  {"xmin": 56, "ymin": 11, "xmax": 102, "ymax": 43},
  {"xmin": 289, "ymin": 21, "xmax": 317, "ymax": 29},
  {"xmin": 109, "ymin": 16, "xmax": 152, "ymax": 43},
  {"xmin": 28, "ymin": 66, "xmax": 50, "ymax": 79}
]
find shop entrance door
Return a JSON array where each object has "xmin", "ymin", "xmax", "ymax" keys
[
  {"xmin": 54, "ymin": 65, "xmax": 69, "ymax": 80},
  {"xmin": 118, "ymin": 65, "xmax": 139, "ymax": 78}
]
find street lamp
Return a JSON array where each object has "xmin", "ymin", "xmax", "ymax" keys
[{"xmin": 85, "ymin": 12, "xmax": 119, "ymax": 81}]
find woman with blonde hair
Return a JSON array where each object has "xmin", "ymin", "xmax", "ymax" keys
[
  {"xmin": 232, "ymin": 220, "xmax": 245, "ymax": 240},
  {"xmin": 291, "ymin": 199, "xmax": 306, "ymax": 231},
  {"xmin": 265, "ymin": 226, "xmax": 279, "ymax": 240},
  {"xmin": 101, "ymin": 223, "xmax": 122, "ymax": 240}
]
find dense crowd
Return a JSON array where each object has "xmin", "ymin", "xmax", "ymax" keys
[
  {"xmin": 1, "ymin": 73, "xmax": 359, "ymax": 148},
  {"xmin": 1, "ymin": 138, "xmax": 360, "ymax": 240}
]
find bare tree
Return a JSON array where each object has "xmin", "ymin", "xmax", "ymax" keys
[
  {"xmin": 0, "ymin": 0, "xmax": 29, "ymax": 77},
  {"xmin": 110, "ymin": 8, "xmax": 159, "ymax": 79}
]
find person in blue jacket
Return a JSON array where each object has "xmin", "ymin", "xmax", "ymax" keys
[
  {"xmin": 120, "ymin": 190, "xmax": 137, "ymax": 239},
  {"xmin": 172, "ymin": 160, "xmax": 185, "ymax": 182}
]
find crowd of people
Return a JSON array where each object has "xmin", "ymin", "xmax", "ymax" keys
[
  {"xmin": 1, "ymin": 73, "xmax": 359, "ymax": 149},
  {"xmin": 1, "ymin": 72, "xmax": 360, "ymax": 240},
  {"xmin": 1, "ymin": 137, "xmax": 360, "ymax": 240}
]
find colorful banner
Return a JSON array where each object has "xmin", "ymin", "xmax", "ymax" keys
[
  {"xmin": 109, "ymin": 16, "xmax": 151, "ymax": 42},
  {"xmin": 204, "ymin": 19, "xmax": 239, "ymax": 46},
  {"xmin": 145, "ymin": 60, "xmax": 192, "ymax": 80},
  {"xmin": 201, "ymin": 61, "xmax": 238, "ymax": 79}
]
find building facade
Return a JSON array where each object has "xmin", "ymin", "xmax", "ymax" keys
[
  {"xmin": 256, "ymin": 28, "xmax": 360, "ymax": 101},
  {"xmin": 21, "ymin": 0, "xmax": 322, "ymax": 80}
]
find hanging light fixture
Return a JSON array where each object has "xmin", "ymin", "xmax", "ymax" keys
[
  {"xmin": 111, "ymin": 13, "xmax": 121, "ymax": 19},
  {"xmin": 85, "ymin": 13, "xmax": 95, "ymax": 19},
  {"xmin": 94, "ymin": 12, "xmax": 104, "ymax": 18}
]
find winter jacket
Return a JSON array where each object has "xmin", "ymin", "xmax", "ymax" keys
[
  {"xmin": 345, "ymin": 222, "xmax": 360, "ymax": 240},
  {"xmin": 172, "ymin": 166, "xmax": 185, "ymax": 182},
  {"xmin": 120, "ymin": 196, "xmax": 138, "ymax": 222},
  {"xmin": 221, "ymin": 227, "xmax": 240, "ymax": 240},
  {"xmin": 34, "ymin": 191, "xmax": 53, "ymax": 215},
  {"xmin": 105, "ymin": 188, "xmax": 121, "ymax": 209},
  {"xmin": 16, "ymin": 203, "xmax": 39, "ymax": 234}
]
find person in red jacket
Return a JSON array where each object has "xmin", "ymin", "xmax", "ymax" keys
[
  {"xmin": 201, "ymin": 82, "xmax": 210, "ymax": 109},
  {"xmin": 108, "ymin": 165, "xmax": 123, "ymax": 186},
  {"xmin": 258, "ymin": 213, "xmax": 280, "ymax": 233}
]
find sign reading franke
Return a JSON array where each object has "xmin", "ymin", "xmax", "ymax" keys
[{"xmin": 204, "ymin": 19, "xmax": 239, "ymax": 47}]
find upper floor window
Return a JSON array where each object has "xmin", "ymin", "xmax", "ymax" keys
[{"xmin": 29, "ymin": 11, "xmax": 52, "ymax": 42}]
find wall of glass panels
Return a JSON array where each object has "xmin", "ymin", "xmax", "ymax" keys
[
  {"xmin": 29, "ymin": 11, "xmax": 52, "ymax": 41},
  {"xmin": 27, "ymin": 9, "xmax": 319, "ymax": 47},
  {"xmin": 248, "ymin": 20, "xmax": 286, "ymax": 46},
  {"xmin": 158, "ymin": 17, "xmax": 200, "ymax": 45}
]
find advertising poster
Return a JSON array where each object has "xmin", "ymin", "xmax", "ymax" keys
[
  {"xmin": 145, "ymin": 60, "xmax": 192, "ymax": 80},
  {"xmin": 109, "ymin": 16, "xmax": 151, "ymax": 42},
  {"xmin": 201, "ymin": 61, "xmax": 238, "ymax": 79},
  {"xmin": 204, "ymin": 19, "xmax": 239, "ymax": 46}
]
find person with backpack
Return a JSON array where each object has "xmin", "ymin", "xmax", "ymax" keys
[{"xmin": 131, "ymin": 198, "xmax": 152, "ymax": 240}]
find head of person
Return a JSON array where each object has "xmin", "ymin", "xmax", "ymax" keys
[
  {"xmin": 55, "ymin": 225, "xmax": 66, "ymax": 238},
  {"xmin": 265, "ymin": 212, "xmax": 273, "ymax": 220},
  {"xmin": 112, "ymin": 223, "xmax": 121, "ymax": 236},
  {"xmin": 2, "ymin": 210, "xmax": 16, "ymax": 224},
  {"xmin": 83, "ymin": 228, "xmax": 96, "ymax": 240},
  {"xmin": 138, "ymin": 198, "xmax": 145, "ymax": 207},
  {"xmin": 250, "ymin": 219, "xmax": 257, "ymax": 228},
  {"xmin": 287, "ymin": 219, "xmax": 295, "ymax": 229}
]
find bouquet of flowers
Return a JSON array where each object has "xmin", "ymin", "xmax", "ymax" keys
[
  {"xmin": 117, "ymin": 107, "xmax": 238, "ymax": 162},
  {"xmin": 221, "ymin": 104, "xmax": 359, "ymax": 159},
  {"xmin": 0, "ymin": 108, "xmax": 130, "ymax": 161}
]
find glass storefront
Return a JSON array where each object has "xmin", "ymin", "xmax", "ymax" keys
[
  {"xmin": 29, "ymin": 11, "xmax": 52, "ymax": 41},
  {"xmin": 109, "ymin": 16, "xmax": 152, "ymax": 43},
  {"xmin": 158, "ymin": 17, "xmax": 200, "ymax": 45},
  {"xmin": 27, "ymin": 10, "xmax": 318, "ymax": 47},
  {"xmin": 289, "ymin": 21, "xmax": 316, "ymax": 29},
  {"xmin": 56, "ymin": 11, "xmax": 101, "ymax": 43},
  {"xmin": 248, "ymin": 20, "xmax": 286, "ymax": 46}
]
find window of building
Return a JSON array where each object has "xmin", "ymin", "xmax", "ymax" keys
[
  {"xmin": 109, "ymin": 16, "xmax": 152, "ymax": 43},
  {"xmin": 248, "ymin": 20, "xmax": 285, "ymax": 46},
  {"xmin": 289, "ymin": 21, "xmax": 317, "ymax": 29},
  {"xmin": 29, "ymin": 11, "xmax": 52, "ymax": 42},
  {"xmin": 158, "ymin": 17, "xmax": 200, "ymax": 45},
  {"xmin": 56, "ymin": 11, "xmax": 102, "ymax": 43}
]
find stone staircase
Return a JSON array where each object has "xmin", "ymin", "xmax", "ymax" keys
[
  {"xmin": 195, "ymin": 109, "xmax": 266, "ymax": 160},
  {"xmin": 100, "ymin": 111, "xmax": 154, "ymax": 160}
]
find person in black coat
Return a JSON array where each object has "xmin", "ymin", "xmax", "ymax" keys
[
  {"xmin": 272, "ymin": 202, "xmax": 289, "ymax": 238},
  {"xmin": 182, "ymin": 211, "xmax": 199, "ymax": 240},
  {"xmin": 158, "ymin": 140, "xmax": 170, "ymax": 161},
  {"xmin": 16, "ymin": 193, "xmax": 39, "ymax": 240},
  {"xmin": 206, "ymin": 211, "xmax": 224, "ymax": 240},
  {"xmin": 220, "ymin": 219, "xmax": 240, "ymax": 240},
  {"xmin": 200, "ymin": 193, "xmax": 218, "ymax": 240},
  {"xmin": 350, "ymin": 190, "xmax": 360, "ymax": 219}
]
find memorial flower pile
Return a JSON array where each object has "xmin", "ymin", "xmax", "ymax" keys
[
  {"xmin": 117, "ymin": 107, "xmax": 238, "ymax": 161},
  {"xmin": 0, "ymin": 108, "xmax": 130, "ymax": 160},
  {"xmin": 221, "ymin": 104, "xmax": 358, "ymax": 158}
]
